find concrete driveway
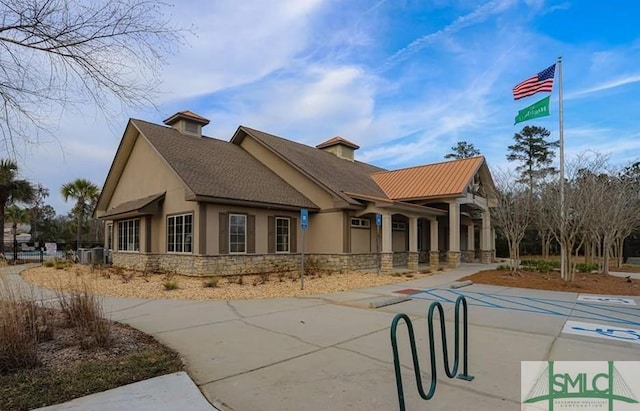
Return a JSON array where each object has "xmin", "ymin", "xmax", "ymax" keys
[{"xmin": 97, "ymin": 264, "xmax": 640, "ymax": 411}]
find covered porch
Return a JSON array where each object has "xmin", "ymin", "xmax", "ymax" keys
[{"xmin": 350, "ymin": 198, "xmax": 494, "ymax": 273}]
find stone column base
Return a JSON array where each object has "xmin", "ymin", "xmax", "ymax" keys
[
  {"xmin": 407, "ymin": 252, "xmax": 419, "ymax": 271},
  {"xmin": 447, "ymin": 251, "xmax": 461, "ymax": 268},
  {"xmin": 481, "ymin": 250, "xmax": 492, "ymax": 264},
  {"xmin": 429, "ymin": 251, "xmax": 440, "ymax": 269},
  {"xmin": 462, "ymin": 250, "xmax": 475, "ymax": 263},
  {"xmin": 380, "ymin": 253, "xmax": 393, "ymax": 274}
]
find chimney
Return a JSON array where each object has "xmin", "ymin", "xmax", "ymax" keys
[
  {"xmin": 316, "ymin": 136, "xmax": 360, "ymax": 161},
  {"xmin": 163, "ymin": 111, "xmax": 210, "ymax": 136}
]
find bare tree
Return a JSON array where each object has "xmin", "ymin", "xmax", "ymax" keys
[
  {"xmin": 592, "ymin": 166, "xmax": 640, "ymax": 273},
  {"xmin": 489, "ymin": 169, "xmax": 533, "ymax": 272},
  {"xmin": 541, "ymin": 154, "xmax": 607, "ymax": 281},
  {"xmin": 0, "ymin": 0, "xmax": 183, "ymax": 151}
]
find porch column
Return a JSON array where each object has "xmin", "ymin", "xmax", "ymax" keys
[
  {"xmin": 448, "ymin": 201, "xmax": 461, "ymax": 268},
  {"xmin": 429, "ymin": 218, "xmax": 439, "ymax": 269},
  {"xmin": 381, "ymin": 213, "xmax": 393, "ymax": 273},
  {"xmin": 408, "ymin": 216, "xmax": 419, "ymax": 270},
  {"xmin": 491, "ymin": 227, "xmax": 497, "ymax": 260},
  {"xmin": 464, "ymin": 224, "xmax": 475, "ymax": 263},
  {"xmin": 481, "ymin": 209, "xmax": 492, "ymax": 264}
]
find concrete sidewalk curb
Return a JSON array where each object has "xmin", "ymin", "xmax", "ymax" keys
[{"xmin": 35, "ymin": 372, "xmax": 219, "ymax": 411}]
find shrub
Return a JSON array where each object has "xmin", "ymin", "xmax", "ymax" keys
[
  {"xmin": 304, "ymin": 257, "xmax": 322, "ymax": 276},
  {"xmin": 119, "ymin": 271, "xmax": 136, "ymax": 283},
  {"xmin": 520, "ymin": 259, "xmax": 560, "ymax": 273},
  {"xmin": 576, "ymin": 263, "xmax": 598, "ymax": 273},
  {"xmin": 258, "ymin": 272, "xmax": 269, "ymax": 285},
  {"xmin": 43, "ymin": 260, "xmax": 55, "ymax": 268},
  {"xmin": 203, "ymin": 277, "xmax": 219, "ymax": 288},
  {"xmin": 496, "ymin": 264, "xmax": 510, "ymax": 270},
  {"xmin": 162, "ymin": 278, "xmax": 179, "ymax": 291},
  {"xmin": 56, "ymin": 283, "xmax": 110, "ymax": 349},
  {"xmin": 227, "ymin": 275, "xmax": 243, "ymax": 285},
  {"xmin": 0, "ymin": 282, "xmax": 40, "ymax": 373}
]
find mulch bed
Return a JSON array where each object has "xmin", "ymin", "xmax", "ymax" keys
[
  {"xmin": 0, "ymin": 308, "xmax": 183, "ymax": 411},
  {"xmin": 460, "ymin": 270, "xmax": 640, "ymax": 295}
]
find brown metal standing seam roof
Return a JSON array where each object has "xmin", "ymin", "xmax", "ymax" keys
[{"xmin": 371, "ymin": 156, "xmax": 485, "ymax": 200}]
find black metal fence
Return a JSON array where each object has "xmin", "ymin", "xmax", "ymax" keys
[{"xmin": 2, "ymin": 241, "xmax": 104, "ymax": 263}]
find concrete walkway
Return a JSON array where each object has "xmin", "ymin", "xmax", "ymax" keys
[{"xmin": 4, "ymin": 263, "xmax": 640, "ymax": 410}]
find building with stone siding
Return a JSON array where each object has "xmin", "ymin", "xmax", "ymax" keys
[{"xmin": 94, "ymin": 111, "xmax": 497, "ymax": 276}]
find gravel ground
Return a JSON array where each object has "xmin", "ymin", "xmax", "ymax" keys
[{"xmin": 22, "ymin": 265, "xmax": 436, "ymax": 300}]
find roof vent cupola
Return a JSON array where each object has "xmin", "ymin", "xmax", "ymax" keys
[
  {"xmin": 163, "ymin": 111, "xmax": 210, "ymax": 136},
  {"xmin": 316, "ymin": 136, "xmax": 360, "ymax": 161}
]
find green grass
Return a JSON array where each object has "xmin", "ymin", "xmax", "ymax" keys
[{"xmin": 0, "ymin": 347, "xmax": 183, "ymax": 411}]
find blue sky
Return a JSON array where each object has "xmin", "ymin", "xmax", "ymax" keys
[{"xmin": 16, "ymin": 0, "xmax": 640, "ymax": 213}]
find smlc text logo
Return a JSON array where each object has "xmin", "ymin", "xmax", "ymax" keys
[{"xmin": 522, "ymin": 361, "xmax": 640, "ymax": 410}]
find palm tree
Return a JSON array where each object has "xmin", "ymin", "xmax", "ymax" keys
[
  {"xmin": 61, "ymin": 178, "xmax": 100, "ymax": 249},
  {"xmin": 6, "ymin": 205, "xmax": 29, "ymax": 260},
  {"xmin": 0, "ymin": 159, "xmax": 35, "ymax": 254}
]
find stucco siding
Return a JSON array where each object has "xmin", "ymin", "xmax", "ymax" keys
[
  {"xmin": 107, "ymin": 133, "xmax": 197, "ymax": 253},
  {"xmin": 306, "ymin": 211, "xmax": 344, "ymax": 253}
]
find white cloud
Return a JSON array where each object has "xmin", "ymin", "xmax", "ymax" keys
[
  {"xmin": 566, "ymin": 74, "xmax": 640, "ymax": 100},
  {"xmin": 157, "ymin": 0, "xmax": 326, "ymax": 101},
  {"xmin": 378, "ymin": 0, "xmax": 517, "ymax": 72}
]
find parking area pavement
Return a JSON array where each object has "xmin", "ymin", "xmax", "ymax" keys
[
  {"xmin": 5, "ymin": 263, "xmax": 639, "ymax": 410},
  {"xmin": 99, "ymin": 264, "xmax": 640, "ymax": 410}
]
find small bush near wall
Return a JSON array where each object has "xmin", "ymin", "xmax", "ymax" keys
[{"xmin": 203, "ymin": 277, "xmax": 219, "ymax": 288}]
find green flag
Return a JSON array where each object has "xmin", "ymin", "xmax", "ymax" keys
[{"xmin": 514, "ymin": 96, "xmax": 550, "ymax": 125}]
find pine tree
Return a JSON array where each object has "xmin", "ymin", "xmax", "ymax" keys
[
  {"xmin": 444, "ymin": 141, "xmax": 481, "ymax": 159},
  {"xmin": 506, "ymin": 126, "xmax": 559, "ymax": 191}
]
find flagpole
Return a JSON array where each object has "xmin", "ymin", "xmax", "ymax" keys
[{"xmin": 558, "ymin": 56, "xmax": 565, "ymax": 280}]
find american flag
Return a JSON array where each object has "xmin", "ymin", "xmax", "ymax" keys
[{"xmin": 512, "ymin": 64, "xmax": 556, "ymax": 100}]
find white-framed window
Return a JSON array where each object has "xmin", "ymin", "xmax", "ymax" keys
[
  {"xmin": 392, "ymin": 222, "xmax": 406, "ymax": 231},
  {"xmin": 107, "ymin": 223, "xmax": 113, "ymax": 250},
  {"xmin": 167, "ymin": 213, "xmax": 193, "ymax": 253},
  {"xmin": 350, "ymin": 217, "xmax": 371, "ymax": 228},
  {"xmin": 229, "ymin": 214, "xmax": 247, "ymax": 253},
  {"xmin": 117, "ymin": 219, "xmax": 140, "ymax": 251},
  {"xmin": 276, "ymin": 217, "xmax": 290, "ymax": 253}
]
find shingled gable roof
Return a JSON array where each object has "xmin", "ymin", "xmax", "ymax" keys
[
  {"xmin": 233, "ymin": 127, "xmax": 387, "ymax": 205},
  {"xmin": 371, "ymin": 156, "xmax": 486, "ymax": 201},
  {"xmin": 129, "ymin": 120, "xmax": 318, "ymax": 210}
]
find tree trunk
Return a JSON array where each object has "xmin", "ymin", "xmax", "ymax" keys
[
  {"xmin": 0, "ymin": 202, "xmax": 5, "ymax": 255},
  {"xmin": 615, "ymin": 237, "xmax": 624, "ymax": 268},
  {"xmin": 602, "ymin": 237, "xmax": 611, "ymax": 275},
  {"xmin": 76, "ymin": 214, "xmax": 82, "ymax": 250}
]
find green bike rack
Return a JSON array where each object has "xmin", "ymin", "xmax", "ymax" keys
[{"xmin": 390, "ymin": 295, "xmax": 474, "ymax": 411}]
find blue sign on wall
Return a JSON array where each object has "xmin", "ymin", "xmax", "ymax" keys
[
  {"xmin": 301, "ymin": 209, "xmax": 309, "ymax": 229},
  {"xmin": 376, "ymin": 213, "xmax": 382, "ymax": 227}
]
